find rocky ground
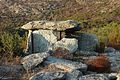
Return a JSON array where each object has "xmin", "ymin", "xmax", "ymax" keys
[
  {"xmin": 1, "ymin": 20, "xmax": 120, "ymax": 80},
  {"xmin": 0, "ymin": 37, "xmax": 120, "ymax": 80}
]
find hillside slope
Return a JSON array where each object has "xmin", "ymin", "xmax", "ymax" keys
[{"xmin": 0, "ymin": 0, "xmax": 120, "ymax": 31}]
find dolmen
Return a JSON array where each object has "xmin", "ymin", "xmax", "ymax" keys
[{"xmin": 21, "ymin": 20, "xmax": 81, "ymax": 54}]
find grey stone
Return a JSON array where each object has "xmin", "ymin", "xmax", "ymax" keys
[
  {"xmin": 0, "ymin": 65, "xmax": 23, "ymax": 74},
  {"xmin": 21, "ymin": 52, "xmax": 49, "ymax": 70},
  {"xmin": 66, "ymin": 70, "xmax": 83, "ymax": 80},
  {"xmin": 75, "ymin": 50, "xmax": 98, "ymax": 56},
  {"xmin": 105, "ymin": 50, "xmax": 120, "ymax": 72},
  {"xmin": 44, "ymin": 56, "xmax": 87, "ymax": 72},
  {"xmin": 30, "ymin": 71, "xmax": 65, "ymax": 80},
  {"xmin": 107, "ymin": 73, "xmax": 117, "ymax": 80},
  {"xmin": 54, "ymin": 38, "xmax": 78, "ymax": 53},
  {"xmin": 104, "ymin": 47, "xmax": 116, "ymax": 53},
  {"xmin": 32, "ymin": 30, "xmax": 57, "ymax": 53},
  {"xmin": 78, "ymin": 74, "xmax": 109, "ymax": 80},
  {"xmin": 76, "ymin": 33, "xmax": 99, "ymax": 51},
  {"xmin": 21, "ymin": 20, "xmax": 81, "ymax": 31}
]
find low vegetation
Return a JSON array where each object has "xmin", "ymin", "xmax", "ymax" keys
[
  {"xmin": 86, "ymin": 22, "xmax": 120, "ymax": 49},
  {"xmin": 0, "ymin": 31, "xmax": 27, "ymax": 62}
]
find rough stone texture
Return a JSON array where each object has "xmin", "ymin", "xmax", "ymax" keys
[
  {"xmin": 86, "ymin": 55, "xmax": 111, "ymax": 73},
  {"xmin": 75, "ymin": 50, "xmax": 98, "ymax": 56},
  {"xmin": 78, "ymin": 74, "xmax": 109, "ymax": 80},
  {"xmin": 44, "ymin": 56, "xmax": 87, "ymax": 72},
  {"xmin": 117, "ymin": 71, "xmax": 120, "ymax": 80},
  {"xmin": 30, "ymin": 71, "xmax": 65, "ymax": 80},
  {"xmin": 104, "ymin": 49, "xmax": 120, "ymax": 72},
  {"xmin": 21, "ymin": 52, "xmax": 49, "ymax": 70},
  {"xmin": 32, "ymin": 30, "xmax": 57, "ymax": 53},
  {"xmin": 104, "ymin": 47, "xmax": 116, "ymax": 53},
  {"xmin": 54, "ymin": 38, "xmax": 78, "ymax": 53},
  {"xmin": 26, "ymin": 30, "xmax": 33, "ymax": 54},
  {"xmin": 107, "ymin": 73, "xmax": 117, "ymax": 80},
  {"xmin": 76, "ymin": 33, "xmax": 99, "ymax": 51},
  {"xmin": 21, "ymin": 20, "xmax": 81, "ymax": 31},
  {"xmin": 52, "ymin": 47, "xmax": 73, "ymax": 59},
  {"xmin": 66, "ymin": 70, "xmax": 83, "ymax": 80}
]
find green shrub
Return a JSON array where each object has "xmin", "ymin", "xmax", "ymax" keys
[
  {"xmin": 0, "ymin": 32, "xmax": 25, "ymax": 60},
  {"xmin": 87, "ymin": 22, "xmax": 120, "ymax": 49}
]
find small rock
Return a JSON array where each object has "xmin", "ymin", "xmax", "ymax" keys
[
  {"xmin": 75, "ymin": 50, "xmax": 98, "ymax": 56},
  {"xmin": 52, "ymin": 47, "xmax": 73, "ymax": 59},
  {"xmin": 21, "ymin": 52, "xmax": 49, "ymax": 70},
  {"xmin": 107, "ymin": 73, "xmax": 117, "ymax": 80},
  {"xmin": 44, "ymin": 56, "xmax": 87, "ymax": 72},
  {"xmin": 54, "ymin": 38, "xmax": 78, "ymax": 53},
  {"xmin": 66, "ymin": 70, "xmax": 83, "ymax": 80},
  {"xmin": 105, "ymin": 50, "xmax": 120, "ymax": 72},
  {"xmin": 104, "ymin": 47, "xmax": 116, "ymax": 53},
  {"xmin": 78, "ymin": 74, "xmax": 109, "ymax": 80},
  {"xmin": 30, "ymin": 71, "xmax": 65, "ymax": 80},
  {"xmin": 86, "ymin": 55, "xmax": 111, "ymax": 73}
]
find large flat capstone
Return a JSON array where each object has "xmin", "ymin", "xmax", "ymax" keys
[{"xmin": 21, "ymin": 20, "xmax": 81, "ymax": 31}]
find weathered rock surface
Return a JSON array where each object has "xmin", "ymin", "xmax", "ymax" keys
[
  {"xmin": 26, "ymin": 30, "xmax": 32, "ymax": 54},
  {"xmin": 44, "ymin": 56, "xmax": 87, "ymax": 72},
  {"xmin": 86, "ymin": 55, "xmax": 111, "ymax": 73},
  {"xmin": 21, "ymin": 20, "xmax": 81, "ymax": 31},
  {"xmin": 66, "ymin": 70, "xmax": 83, "ymax": 80},
  {"xmin": 104, "ymin": 49, "xmax": 120, "ymax": 72},
  {"xmin": 75, "ymin": 50, "xmax": 98, "ymax": 56},
  {"xmin": 107, "ymin": 73, "xmax": 117, "ymax": 80},
  {"xmin": 30, "ymin": 71, "xmax": 65, "ymax": 80},
  {"xmin": 104, "ymin": 47, "xmax": 116, "ymax": 53},
  {"xmin": 76, "ymin": 33, "xmax": 99, "ymax": 51},
  {"xmin": 52, "ymin": 47, "xmax": 73, "ymax": 59},
  {"xmin": 0, "ymin": 65, "xmax": 23, "ymax": 73},
  {"xmin": 21, "ymin": 52, "xmax": 49, "ymax": 70},
  {"xmin": 54, "ymin": 38, "xmax": 78, "ymax": 53},
  {"xmin": 78, "ymin": 74, "xmax": 109, "ymax": 80},
  {"xmin": 117, "ymin": 71, "xmax": 120, "ymax": 80},
  {"xmin": 32, "ymin": 30, "xmax": 57, "ymax": 53}
]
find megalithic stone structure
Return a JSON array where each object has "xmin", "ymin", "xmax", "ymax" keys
[{"xmin": 21, "ymin": 20, "xmax": 81, "ymax": 54}]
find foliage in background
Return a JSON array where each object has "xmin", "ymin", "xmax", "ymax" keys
[
  {"xmin": 0, "ymin": 31, "xmax": 27, "ymax": 61},
  {"xmin": 86, "ymin": 22, "xmax": 120, "ymax": 49}
]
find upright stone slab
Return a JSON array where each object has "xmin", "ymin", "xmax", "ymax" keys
[
  {"xmin": 32, "ymin": 30, "xmax": 57, "ymax": 53},
  {"xmin": 26, "ymin": 30, "xmax": 33, "ymax": 54},
  {"xmin": 76, "ymin": 33, "xmax": 99, "ymax": 51}
]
